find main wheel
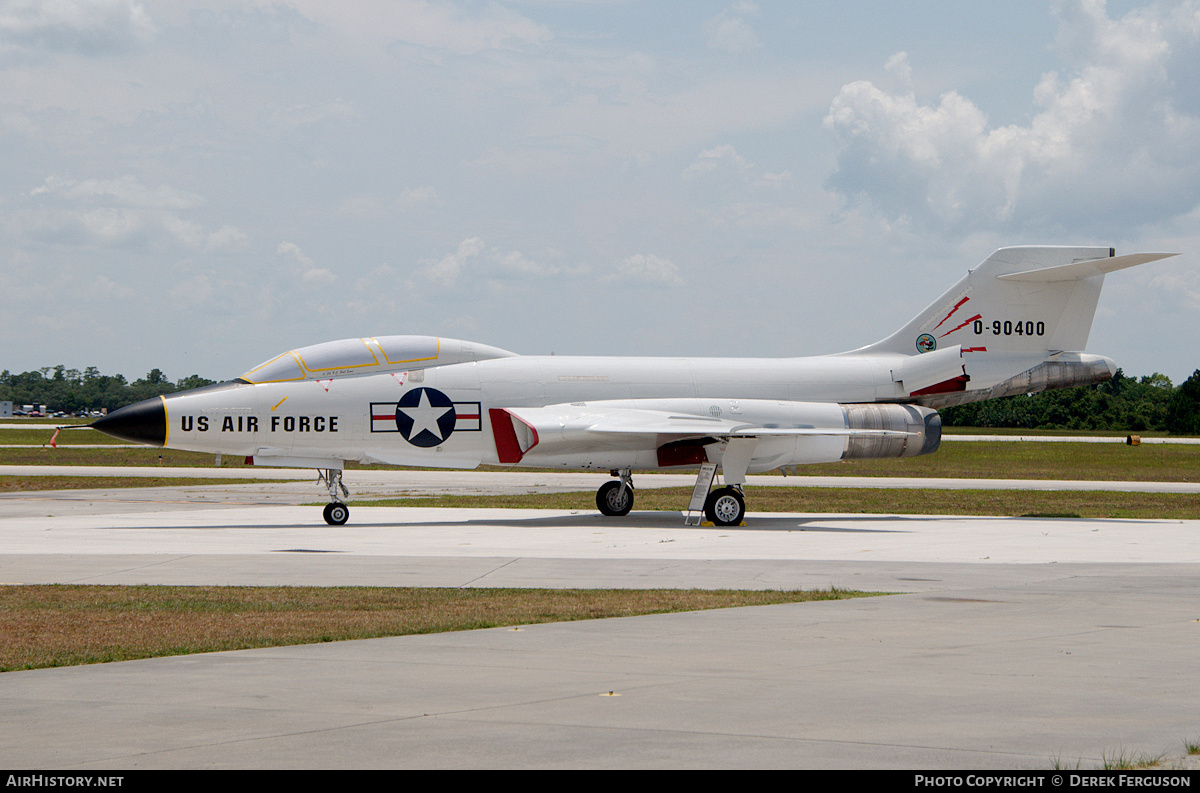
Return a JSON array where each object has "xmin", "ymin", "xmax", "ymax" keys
[
  {"xmin": 323, "ymin": 502, "xmax": 349, "ymax": 526},
  {"xmin": 596, "ymin": 480, "xmax": 633, "ymax": 517},
  {"xmin": 704, "ymin": 487, "xmax": 745, "ymax": 526}
]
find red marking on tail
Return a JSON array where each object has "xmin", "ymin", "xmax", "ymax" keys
[
  {"xmin": 933, "ymin": 297, "xmax": 970, "ymax": 330},
  {"xmin": 940, "ymin": 314, "xmax": 982, "ymax": 338}
]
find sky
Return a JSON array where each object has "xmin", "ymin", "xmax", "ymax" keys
[{"xmin": 2, "ymin": 0, "xmax": 1199, "ymax": 384}]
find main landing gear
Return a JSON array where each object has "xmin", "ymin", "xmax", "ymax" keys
[
  {"xmin": 596, "ymin": 469, "xmax": 634, "ymax": 516},
  {"xmin": 318, "ymin": 468, "xmax": 350, "ymax": 525},
  {"xmin": 703, "ymin": 485, "xmax": 745, "ymax": 527},
  {"xmin": 594, "ymin": 467, "xmax": 747, "ymax": 526}
]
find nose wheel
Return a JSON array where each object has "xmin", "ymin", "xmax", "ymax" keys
[
  {"xmin": 323, "ymin": 502, "xmax": 349, "ymax": 525},
  {"xmin": 318, "ymin": 468, "xmax": 350, "ymax": 525}
]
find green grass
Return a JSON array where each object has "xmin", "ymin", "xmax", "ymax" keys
[
  {"xmin": 0, "ymin": 446, "xmax": 246, "ymax": 466},
  {"xmin": 360, "ymin": 486, "xmax": 1200, "ymax": 520},
  {"xmin": 0, "ymin": 426, "xmax": 127, "ymax": 445},
  {"xmin": 0, "ymin": 476, "xmax": 291, "ymax": 492},
  {"xmin": 777, "ymin": 441, "xmax": 1200, "ymax": 482},
  {"xmin": 7, "ymin": 435, "xmax": 1197, "ymax": 482},
  {"xmin": 1049, "ymin": 754, "xmax": 1083, "ymax": 770},
  {"xmin": 0, "ymin": 584, "xmax": 877, "ymax": 672},
  {"xmin": 1101, "ymin": 748, "xmax": 1167, "ymax": 770},
  {"xmin": 944, "ymin": 426, "xmax": 1178, "ymax": 437},
  {"xmin": 0, "ymin": 418, "xmax": 91, "ymax": 426}
]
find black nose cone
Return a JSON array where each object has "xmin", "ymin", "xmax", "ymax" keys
[{"xmin": 91, "ymin": 397, "xmax": 167, "ymax": 446}]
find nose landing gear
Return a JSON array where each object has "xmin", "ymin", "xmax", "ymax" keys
[{"xmin": 318, "ymin": 468, "xmax": 350, "ymax": 525}]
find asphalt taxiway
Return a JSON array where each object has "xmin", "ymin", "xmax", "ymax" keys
[{"xmin": 1, "ymin": 472, "xmax": 1198, "ymax": 769}]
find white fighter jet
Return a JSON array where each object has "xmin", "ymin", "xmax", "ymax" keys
[{"xmin": 91, "ymin": 246, "xmax": 1175, "ymax": 525}]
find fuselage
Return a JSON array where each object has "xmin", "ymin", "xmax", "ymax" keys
[
  {"xmin": 158, "ymin": 353, "xmax": 890, "ymax": 462},
  {"xmin": 103, "ymin": 345, "xmax": 1100, "ymax": 473}
]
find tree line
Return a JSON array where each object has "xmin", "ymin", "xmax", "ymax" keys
[
  {"xmin": 0, "ymin": 366, "xmax": 215, "ymax": 415},
  {"xmin": 2, "ymin": 364, "xmax": 1199, "ymax": 433},
  {"xmin": 940, "ymin": 369, "xmax": 1200, "ymax": 433}
]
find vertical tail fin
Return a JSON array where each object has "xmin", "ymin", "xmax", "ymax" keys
[
  {"xmin": 850, "ymin": 246, "xmax": 1176, "ymax": 406},
  {"xmin": 860, "ymin": 247, "xmax": 1174, "ymax": 356}
]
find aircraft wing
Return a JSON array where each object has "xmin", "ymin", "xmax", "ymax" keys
[
  {"xmin": 496, "ymin": 398, "xmax": 916, "ymax": 453},
  {"xmin": 506, "ymin": 405, "xmax": 747, "ymax": 437},
  {"xmin": 494, "ymin": 400, "xmax": 923, "ymax": 478},
  {"xmin": 500, "ymin": 404, "xmax": 916, "ymax": 440}
]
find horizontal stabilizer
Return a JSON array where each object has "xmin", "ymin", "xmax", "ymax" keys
[
  {"xmin": 891, "ymin": 344, "xmax": 964, "ymax": 394},
  {"xmin": 997, "ymin": 252, "xmax": 1177, "ymax": 282}
]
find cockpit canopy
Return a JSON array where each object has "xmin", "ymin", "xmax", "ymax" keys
[{"xmin": 240, "ymin": 335, "xmax": 518, "ymax": 384}]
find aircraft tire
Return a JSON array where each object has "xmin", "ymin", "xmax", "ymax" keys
[
  {"xmin": 596, "ymin": 480, "xmax": 633, "ymax": 517},
  {"xmin": 324, "ymin": 502, "xmax": 349, "ymax": 526},
  {"xmin": 704, "ymin": 487, "xmax": 744, "ymax": 526}
]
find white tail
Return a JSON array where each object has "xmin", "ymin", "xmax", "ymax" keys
[{"xmin": 850, "ymin": 247, "xmax": 1177, "ymax": 407}]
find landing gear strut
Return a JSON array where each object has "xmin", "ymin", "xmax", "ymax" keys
[
  {"xmin": 596, "ymin": 469, "xmax": 634, "ymax": 516},
  {"xmin": 318, "ymin": 468, "xmax": 350, "ymax": 525},
  {"xmin": 685, "ymin": 461, "xmax": 748, "ymax": 526}
]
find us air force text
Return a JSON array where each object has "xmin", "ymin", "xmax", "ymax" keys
[{"xmin": 178, "ymin": 415, "xmax": 338, "ymax": 433}]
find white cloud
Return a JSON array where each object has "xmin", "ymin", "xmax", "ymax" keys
[
  {"xmin": 532, "ymin": 72, "xmax": 826, "ymax": 163},
  {"xmin": 420, "ymin": 237, "xmax": 485, "ymax": 288},
  {"xmin": 91, "ymin": 273, "xmax": 134, "ymax": 300},
  {"xmin": 704, "ymin": 3, "xmax": 761, "ymax": 54},
  {"xmin": 493, "ymin": 250, "xmax": 561, "ymax": 279},
  {"xmin": 79, "ymin": 207, "xmax": 142, "ymax": 243},
  {"xmin": 396, "ymin": 186, "xmax": 439, "ymax": 211},
  {"xmin": 170, "ymin": 273, "xmax": 215, "ymax": 308},
  {"xmin": 757, "ymin": 170, "xmax": 792, "ymax": 187},
  {"xmin": 24, "ymin": 174, "xmax": 244, "ymax": 251},
  {"xmin": 609, "ymin": 253, "xmax": 683, "ymax": 286},
  {"xmin": 1149, "ymin": 268, "xmax": 1200, "ymax": 312},
  {"xmin": 0, "ymin": 0, "xmax": 155, "ymax": 59},
  {"xmin": 884, "ymin": 51, "xmax": 911, "ymax": 86},
  {"xmin": 162, "ymin": 216, "xmax": 246, "ymax": 251},
  {"xmin": 686, "ymin": 144, "xmax": 787, "ymax": 195},
  {"xmin": 274, "ymin": 1, "xmax": 551, "ymax": 56},
  {"xmin": 684, "ymin": 144, "xmax": 754, "ymax": 176},
  {"xmin": 202, "ymin": 225, "xmax": 247, "ymax": 250},
  {"xmin": 336, "ymin": 187, "xmax": 441, "ymax": 219},
  {"xmin": 32, "ymin": 174, "xmax": 204, "ymax": 210},
  {"xmin": 823, "ymin": 0, "xmax": 1200, "ymax": 235},
  {"xmin": 277, "ymin": 241, "xmax": 336, "ymax": 286},
  {"xmin": 418, "ymin": 237, "xmax": 586, "ymax": 288}
]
